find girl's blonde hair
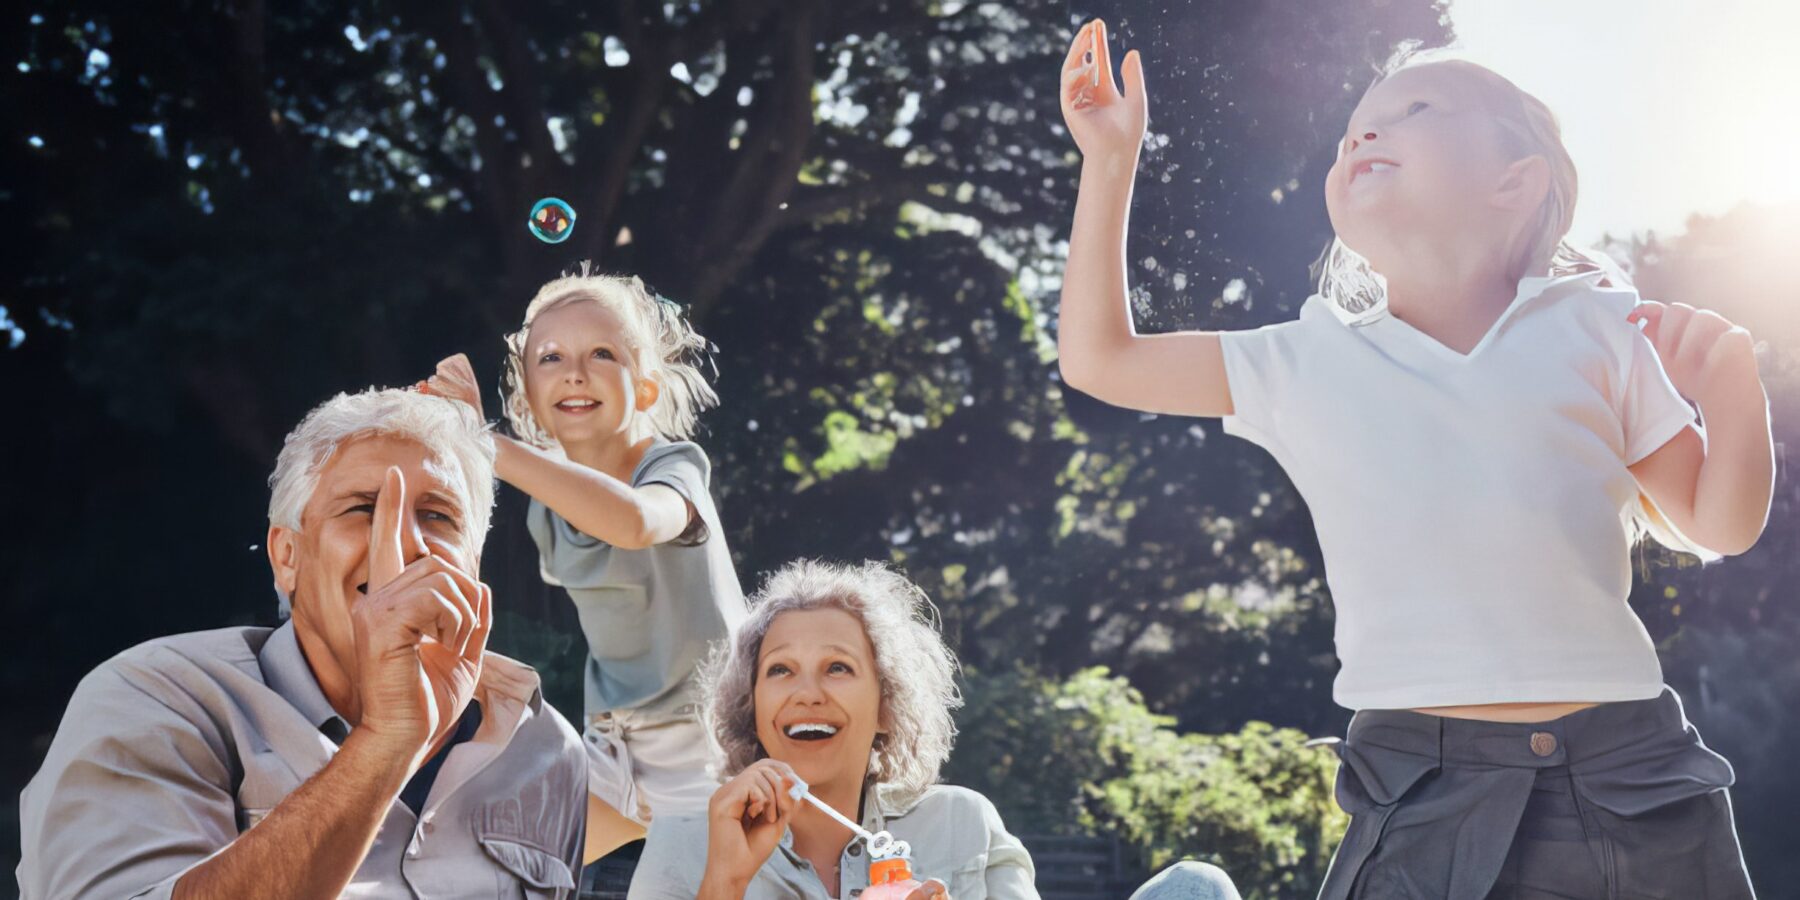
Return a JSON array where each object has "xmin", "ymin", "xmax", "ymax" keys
[
  {"xmin": 1315, "ymin": 44, "xmax": 1613, "ymax": 321},
  {"xmin": 501, "ymin": 264, "xmax": 718, "ymax": 447},
  {"xmin": 699, "ymin": 559, "xmax": 962, "ymax": 806},
  {"xmin": 1315, "ymin": 46, "xmax": 1715, "ymax": 561}
]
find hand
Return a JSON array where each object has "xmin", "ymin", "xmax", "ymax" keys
[
  {"xmin": 703, "ymin": 759, "xmax": 800, "ymax": 891},
  {"xmin": 1059, "ymin": 19, "xmax": 1147, "ymax": 161},
  {"xmin": 418, "ymin": 353, "xmax": 485, "ymax": 420},
  {"xmin": 1628, "ymin": 301, "xmax": 1762, "ymax": 410},
  {"xmin": 904, "ymin": 878, "xmax": 950, "ymax": 900},
  {"xmin": 351, "ymin": 467, "xmax": 492, "ymax": 767}
]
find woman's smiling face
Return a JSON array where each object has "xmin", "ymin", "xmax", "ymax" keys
[{"xmin": 753, "ymin": 607, "xmax": 885, "ymax": 795}]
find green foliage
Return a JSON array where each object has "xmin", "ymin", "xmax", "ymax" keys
[
  {"xmin": 949, "ymin": 667, "xmax": 1346, "ymax": 899},
  {"xmin": 6, "ymin": 0, "xmax": 1449, "ymax": 888}
]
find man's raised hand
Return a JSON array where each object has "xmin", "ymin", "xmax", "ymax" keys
[{"xmin": 351, "ymin": 466, "xmax": 489, "ymax": 769}]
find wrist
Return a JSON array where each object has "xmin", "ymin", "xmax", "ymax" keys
[
  {"xmin": 342, "ymin": 723, "xmax": 426, "ymax": 781},
  {"xmin": 1695, "ymin": 375, "xmax": 1770, "ymax": 430},
  {"xmin": 1080, "ymin": 148, "xmax": 1141, "ymax": 185}
]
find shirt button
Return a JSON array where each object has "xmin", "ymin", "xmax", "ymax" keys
[
  {"xmin": 1530, "ymin": 731, "xmax": 1557, "ymax": 757},
  {"xmin": 848, "ymin": 844, "xmax": 861, "ymax": 857}
]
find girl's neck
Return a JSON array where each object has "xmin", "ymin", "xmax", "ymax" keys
[
  {"xmin": 563, "ymin": 432, "xmax": 656, "ymax": 480},
  {"xmin": 1378, "ymin": 237, "xmax": 1519, "ymax": 352}
]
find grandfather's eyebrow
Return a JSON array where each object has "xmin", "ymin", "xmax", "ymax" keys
[{"xmin": 420, "ymin": 490, "xmax": 466, "ymax": 514}]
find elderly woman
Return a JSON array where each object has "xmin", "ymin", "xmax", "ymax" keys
[
  {"xmin": 628, "ymin": 560, "xmax": 1243, "ymax": 900},
  {"xmin": 627, "ymin": 559, "xmax": 1033, "ymax": 900}
]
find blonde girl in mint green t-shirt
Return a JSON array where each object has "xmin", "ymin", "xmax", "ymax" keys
[{"xmin": 423, "ymin": 268, "xmax": 746, "ymax": 865}]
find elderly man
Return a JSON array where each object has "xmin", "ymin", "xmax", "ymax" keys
[{"xmin": 18, "ymin": 388, "xmax": 587, "ymax": 898}]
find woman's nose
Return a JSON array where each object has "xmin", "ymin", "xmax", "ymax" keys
[{"xmin": 791, "ymin": 675, "xmax": 827, "ymax": 703}]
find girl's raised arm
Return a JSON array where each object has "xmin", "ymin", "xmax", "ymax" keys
[{"xmin": 1057, "ymin": 20, "xmax": 1233, "ymax": 419}]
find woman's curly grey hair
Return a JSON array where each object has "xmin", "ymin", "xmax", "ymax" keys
[
  {"xmin": 700, "ymin": 559, "xmax": 962, "ymax": 803},
  {"xmin": 500, "ymin": 263, "xmax": 719, "ymax": 447}
]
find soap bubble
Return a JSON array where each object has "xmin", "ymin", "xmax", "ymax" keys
[{"xmin": 528, "ymin": 197, "xmax": 576, "ymax": 243}]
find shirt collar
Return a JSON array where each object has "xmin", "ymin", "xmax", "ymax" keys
[
  {"xmin": 1322, "ymin": 266, "xmax": 1610, "ymax": 329},
  {"xmin": 774, "ymin": 779, "xmax": 925, "ymax": 856},
  {"xmin": 258, "ymin": 620, "xmax": 351, "ymax": 742},
  {"xmin": 260, "ymin": 617, "xmax": 547, "ymax": 744}
]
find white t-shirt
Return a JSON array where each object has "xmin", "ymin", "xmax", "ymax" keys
[{"xmin": 1219, "ymin": 270, "xmax": 1697, "ymax": 710}]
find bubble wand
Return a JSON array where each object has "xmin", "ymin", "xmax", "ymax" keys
[{"xmin": 786, "ymin": 777, "xmax": 910, "ymax": 859}]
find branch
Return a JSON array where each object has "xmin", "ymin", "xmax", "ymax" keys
[
  {"xmin": 471, "ymin": 0, "xmax": 558, "ymax": 187},
  {"xmin": 574, "ymin": 64, "xmax": 667, "ymax": 262},
  {"xmin": 181, "ymin": 360, "xmax": 279, "ymax": 463},
  {"xmin": 686, "ymin": 2, "xmax": 822, "ymax": 319},
  {"xmin": 775, "ymin": 171, "xmax": 951, "ymax": 226},
  {"xmin": 218, "ymin": 0, "xmax": 294, "ymax": 175}
]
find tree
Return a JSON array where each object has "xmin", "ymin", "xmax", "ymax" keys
[
  {"xmin": 4, "ymin": 0, "xmax": 1458, "ymax": 882},
  {"xmin": 948, "ymin": 666, "xmax": 1346, "ymax": 899},
  {"xmin": 1602, "ymin": 201, "xmax": 1800, "ymax": 892}
]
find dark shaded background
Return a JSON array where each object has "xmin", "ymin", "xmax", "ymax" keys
[{"xmin": 5, "ymin": 1, "xmax": 1796, "ymax": 896}]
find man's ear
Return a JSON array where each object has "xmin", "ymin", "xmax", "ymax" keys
[
  {"xmin": 268, "ymin": 525, "xmax": 300, "ymax": 599},
  {"xmin": 1492, "ymin": 154, "xmax": 1551, "ymax": 212}
]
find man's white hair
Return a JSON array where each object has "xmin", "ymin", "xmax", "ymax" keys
[{"xmin": 267, "ymin": 388, "xmax": 496, "ymax": 614}]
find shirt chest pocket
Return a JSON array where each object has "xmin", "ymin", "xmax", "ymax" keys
[
  {"xmin": 944, "ymin": 852, "xmax": 990, "ymax": 900},
  {"xmin": 479, "ymin": 834, "xmax": 578, "ymax": 899},
  {"xmin": 569, "ymin": 584, "xmax": 652, "ymax": 660},
  {"xmin": 235, "ymin": 750, "xmax": 305, "ymax": 834}
]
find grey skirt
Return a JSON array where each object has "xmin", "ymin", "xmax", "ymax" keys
[{"xmin": 1319, "ymin": 687, "xmax": 1755, "ymax": 900}]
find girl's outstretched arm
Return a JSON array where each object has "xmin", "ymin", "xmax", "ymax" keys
[
  {"xmin": 422, "ymin": 354, "xmax": 693, "ymax": 550},
  {"xmin": 1057, "ymin": 19, "xmax": 1232, "ymax": 418},
  {"xmin": 494, "ymin": 438, "xmax": 693, "ymax": 550},
  {"xmin": 1627, "ymin": 302, "xmax": 1775, "ymax": 557}
]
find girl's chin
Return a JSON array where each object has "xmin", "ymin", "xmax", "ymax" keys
[{"xmin": 548, "ymin": 420, "xmax": 625, "ymax": 442}]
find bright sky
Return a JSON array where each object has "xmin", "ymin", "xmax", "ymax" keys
[{"xmin": 1447, "ymin": 0, "xmax": 1800, "ymax": 244}]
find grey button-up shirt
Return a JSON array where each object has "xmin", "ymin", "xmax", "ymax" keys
[
  {"xmin": 17, "ymin": 623, "xmax": 588, "ymax": 899},
  {"xmin": 628, "ymin": 782, "xmax": 1039, "ymax": 900}
]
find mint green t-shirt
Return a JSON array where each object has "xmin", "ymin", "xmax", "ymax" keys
[{"xmin": 527, "ymin": 439, "xmax": 747, "ymax": 715}]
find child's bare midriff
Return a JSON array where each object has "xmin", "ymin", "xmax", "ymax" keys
[{"xmin": 1412, "ymin": 701, "xmax": 1600, "ymax": 723}]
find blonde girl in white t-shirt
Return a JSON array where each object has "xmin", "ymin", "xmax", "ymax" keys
[{"xmin": 1057, "ymin": 20, "xmax": 1771, "ymax": 899}]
